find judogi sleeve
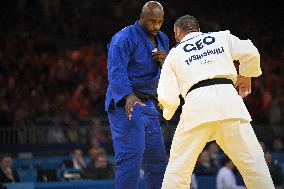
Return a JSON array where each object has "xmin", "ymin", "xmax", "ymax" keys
[
  {"xmin": 108, "ymin": 40, "xmax": 132, "ymax": 105},
  {"xmin": 229, "ymin": 33, "xmax": 262, "ymax": 77},
  {"xmin": 158, "ymin": 52, "xmax": 180, "ymax": 120}
]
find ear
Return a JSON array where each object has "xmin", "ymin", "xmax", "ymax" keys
[{"xmin": 176, "ymin": 27, "xmax": 181, "ymax": 37}]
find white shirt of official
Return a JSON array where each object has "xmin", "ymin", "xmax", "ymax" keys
[
  {"xmin": 191, "ymin": 173, "xmax": 198, "ymax": 189},
  {"xmin": 216, "ymin": 167, "xmax": 245, "ymax": 189},
  {"xmin": 73, "ymin": 159, "xmax": 82, "ymax": 170}
]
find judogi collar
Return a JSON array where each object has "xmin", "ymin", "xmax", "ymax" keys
[
  {"xmin": 180, "ymin": 32, "xmax": 203, "ymax": 44},
  {"xmin": 133, "ymin": 21, "xmax": 165, "ymax": 52}
]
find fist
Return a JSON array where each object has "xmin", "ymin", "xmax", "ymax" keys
[
  {"xmin": 235, "ymin": 76, "xmax": 251, "ymax": 98},
  {"xmin": 152, "ymin": 49, "xmax": 167, "ymax": 66}
]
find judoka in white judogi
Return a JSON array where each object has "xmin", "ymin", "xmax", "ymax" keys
[{"xmin": 158, "ymin": 15, "xmax": 275, "ymax": 189}]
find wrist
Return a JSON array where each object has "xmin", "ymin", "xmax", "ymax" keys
[{"xmin": 125, "ymin": 93, "xmax": 134, "ymax": 99}]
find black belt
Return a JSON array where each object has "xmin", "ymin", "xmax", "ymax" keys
[
  {"xmin": 133, "ymin": 90, "xmax": 157, "ymax": 103},
  {"xmin": 133, "ymin": 91, "xmax": 160, "ymax": 110},
  {"xmin": 187, "ymin": 78, "xmax": 233, "ymax": 95},
  {"xmin": 116, "ymin": 90, "xmax": 157, "ymax": 108}
]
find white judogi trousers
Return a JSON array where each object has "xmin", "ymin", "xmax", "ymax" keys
[{"xmin": 161, "ymin": 118, "xmax": 275, "ymax": 189}]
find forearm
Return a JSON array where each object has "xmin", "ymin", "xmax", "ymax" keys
[{"xmin": 157, "ymin": 53, "xmax": 180, "ymax": 120}]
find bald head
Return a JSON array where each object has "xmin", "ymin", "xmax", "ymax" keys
[
  {"xmin": 139, "ymin": 1, "xmax": 164, "ymax": 38},
  {"xmin": 141, "ymin": 1, "xmax": 164, "ymax": 17}
]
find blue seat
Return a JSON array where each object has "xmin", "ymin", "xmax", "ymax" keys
[
  {"xmin": 18, "ymin": 169, "xmax": 37, "ymax": 182},
  {"xmin": 15, "ymin": 156, "xmax": 69, "ymax": 170},
  {"xmin": 272, "ymin": 152, "xmax": 284, "ymax": 164},
  {"xmin": 12, "ymin": 159, "xmax": 23, "ymax": 169},
  {"xmin": 196, "ymin": 175, "xmax": 216, "ymax": 189},
  {"xmin": 16, "ymin": 158, "xmax": 37, "ymax": 169},
  {"xmin": 4, "ymin": 182, "xmax": 34, "ymax": 189}
]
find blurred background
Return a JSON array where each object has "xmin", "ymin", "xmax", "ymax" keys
[{"xmin": 0, "ymin": 0, "xmax": 283, "ymax": 189}]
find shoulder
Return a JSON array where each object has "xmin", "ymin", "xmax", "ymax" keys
[
  {"xmin": 213, "ymin": 30, "xmax": 233, "ymax": 40},
  {"xmin": 213, "ymin": 30, "xmax": 231, "ymax": 35},
  {"xmin": 218, "ymin": 30, "xmax": 231, "ymax": 34},
  {"xmin": 168, "ymin": 47, "xmax": 178, "ymax": 57},
  {"xmin": 218, "ymin": 167, "xmax": 228, "ymax": 174},
  {"xmin": 167, "ymin": 42, "xmax": 185, "ymax": 61},
  {"xmin": 109, "ymin": 25, "xmax": 136, "ymax": 48},
  {"xmin": 111, "ymin": 27, "xmax": 131, "ymax": 45},
  {"xmin": 190, "ymin": 30, "xmax": 230, "ymax": 41},
  {"xmin": 164, "ymin": 47, "xmax": 178, "ymax": 65}
]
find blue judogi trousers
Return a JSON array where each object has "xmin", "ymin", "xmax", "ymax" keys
[{"xmin": 108, "ymin": 100, "xmax": 167, "ymax": 189}]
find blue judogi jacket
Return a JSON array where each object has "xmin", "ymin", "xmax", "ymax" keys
[{"xmin": 105, "ymin": 21, "xmax": 169, "ymax": 111}]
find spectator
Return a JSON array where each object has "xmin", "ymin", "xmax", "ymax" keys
[
  {"xmin": 271, "ymin": 137, "xmax": 283, "ymax": 152},
  {"xmin": 89, "ymin": 117, "xmax": 108, "ymax": 145},
  {"xmin": 264, "ymin": 151, "xmax": 283, "ymax": 189},
  {"xmin": 269, "ymin": 90, "xmax": 282, "ymax": 124},
  {"xmin": 0, "ymin": 155, "xmax": 20, "ymax": 183},
  {"xmin": 61, "ymin": 149, "xmax": 86, "ymax": 170},
  {"xmin": 65, "ymin": 120, "xmax": 79, "ymax": 143},
  {"xmin": 194, "ymin": 150, "xmax": 218, "ymax": 175},
  {"xmin": 47, "ymin": 118, "xmax": 67, "ymax": 143},
  {"xmin": 88, "ymin": 117, "xmax": 113, "ymax": 153},
  {"xmin": 259, "ymin": 141, "xmax": 266, "ymax": 152},
  {"xmin": 216, "ymin": 155, "xmax": 245, "ymax": 189},
  {"xmin": 81, "ymin": 147, "xmax": 113, "ymax": 179},
  {"xmin": 207, "ymin": 142, "xmax": 221, "ymax": 169}
]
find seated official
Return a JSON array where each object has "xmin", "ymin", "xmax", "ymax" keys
[
  {"xmin": 81, "ymin": 148, "xmax": 113, "ymax": 179},
  {"xmin": 0, "ymin": 155, "xmax": 20, "ymax": 183},
  {"xmin": 216, "ymin": 155, "xmax": 245, "ymax": 189},
  {"xmin": 61, "ymin": 149, "xmax": 86, "ymax": 170},
  {"xmin": 194, "ymin": 150, "xmax": 218, "ymax": 175}
]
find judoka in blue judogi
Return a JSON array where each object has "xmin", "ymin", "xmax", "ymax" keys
[{"xmin": 105, "ymin": 2, "xmax": 169, "ymax": 189}]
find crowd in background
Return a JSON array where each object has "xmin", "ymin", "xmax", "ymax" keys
[
  {"xmin": 0, "ymin": 1, "xmax": 283, "ymax": 186},
  {"xmin": 0, "ymin": 32, "xmax": 107, "ymax": 128}
]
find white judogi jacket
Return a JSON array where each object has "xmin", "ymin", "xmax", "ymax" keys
[{"xmin": 158, "ymin": 30, "xmax": 261, "ymax": 131}]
